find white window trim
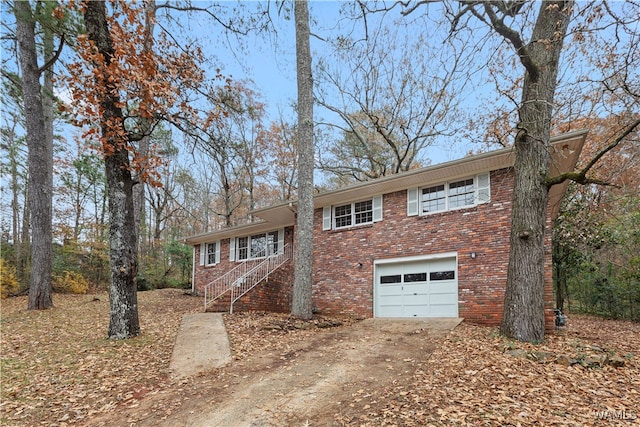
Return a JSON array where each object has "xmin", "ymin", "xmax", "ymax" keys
[
  {"xmin": 233, "ymin": 228, "xmax": 284, "ymax": 262},
  {"xmin": 408, "ymin": 172, "xmax": 490, "ymax": 217},
  {"xmin": 200, "ymin": 241, "xmax": 221, "ymax": 266},
  {"xmin": 323, "ymin": 195, "xmax": 383, "ymax": 231}
]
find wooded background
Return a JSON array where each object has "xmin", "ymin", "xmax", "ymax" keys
[{"xmin": 1, "ymin": 1, "xmax": 638, "ymax": 323}]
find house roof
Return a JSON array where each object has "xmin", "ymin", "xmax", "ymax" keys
[{"xmin": 185, "ymin": 129, "xmax": 588, "ymax": 245}]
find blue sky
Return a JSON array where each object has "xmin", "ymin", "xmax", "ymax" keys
[{"xmin": 181, "ymin": 1, "xmax": 488, "ymax": 166}]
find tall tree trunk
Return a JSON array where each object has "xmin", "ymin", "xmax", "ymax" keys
[
  {"xmin": 84, "ymin": 0, "xmax": 140, "ymax": 338},
  {"xmin": 21, "ymin": 186, "xmax": 31, "ymax": 286},
  {"xmin": 7, "ymin": 124, "xmax": 23, "ymax": 284},
  {"xmin": 500, "ymin": 1, "xmax": 573, "ymax": 342},
  {"xmin": 14, "ymin": 0, "xmax": 53, "ymax": 310},
  {"xmin": 133, "ymin": 0, "xmax": 156, "ymax": 263},
  {"xmin": 291, "ymin": 0, "xmax": 314, "ymax": 319}
]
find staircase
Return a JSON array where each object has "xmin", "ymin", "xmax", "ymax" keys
[{"xmin": 204, "ymin": 243, "xmax": 293, "ymax": 313}]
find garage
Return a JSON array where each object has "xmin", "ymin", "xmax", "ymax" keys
[{"xmin": 374, "ymin": 255, "xmax": 458, "ymax": 318}]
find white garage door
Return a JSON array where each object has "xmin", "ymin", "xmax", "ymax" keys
[{"xmin": 375, "ymin": 256, "xmax": 458, "ymax": 318}]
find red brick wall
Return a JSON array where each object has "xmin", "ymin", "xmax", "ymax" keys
[
  {"xmin": 206, "ymin": 262, "xmax": 294, "ymax": 313},
  {"xmin": 195, "ymin": 227, "xmax": 295, "ymax": 313},
  {"xmin": 313, "ymin": 168, "xmax": 501, "ymax": 323},
  {"xmin": 192, "ymin": 169, "xmax": 556, "ymax": 330}
]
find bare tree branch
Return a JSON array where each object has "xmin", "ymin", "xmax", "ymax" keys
[
  {"xmin": 38, "ymin": 33, "xmax": 65, "ymax": 74},
  {"xmin": 480, "ymin": 2, "xmax": 539, "ymax": 80}
]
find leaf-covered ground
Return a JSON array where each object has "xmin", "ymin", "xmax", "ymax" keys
[
  {"xmin": 0, "ymin": 289, "xmax": 202, "ymax": 426},
  {"xmin": 336, "ymin": 317, "xmax": 640, "ymax": 426},
  {"xmin": 1, "ymin": 290, "xmax": 639, "ymax": 426}
]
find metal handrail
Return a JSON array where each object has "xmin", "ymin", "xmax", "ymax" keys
[
  {"xmin": 204, "ymin": 243, "xmax": 292, "ymax": 312},
  {"xmin": 229, "ymin": 243, "xmax": 293, "ymax": 313}
]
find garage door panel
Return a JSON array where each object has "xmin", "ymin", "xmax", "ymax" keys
[
  {"xmin": 405, "ymin": 307, "xmax": 430, "ymax": 317},
  {"xmin": 375, "ymin": 256, "xmax": 458, "ymax": 318},
  {"xmin": 403, "ymin": 283, "xmax": 428, "ymax": 295},
  {"xmin": 430, "ymin": 293, "xmax": 457, "ymax": 304},
  {"xmin": 428, "ymin": 258, "xmax": 456, "ymax": 271},
  {"xmin": 430, "ymin": 305, "xmax": 458, "ymax": 317},
  {"xmin": 379, "ymin": 295, "xmax": 403, "ymax": 305},
  {"xmin": 378, "ymin": 287, "xmax": 402, "ymax": 298},
  {"xmin": 430, "ymin": 281, "xmax": 456, "ymax": 293}
]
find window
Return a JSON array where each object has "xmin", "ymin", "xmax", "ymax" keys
[
  {"xmin": 199, "ymin": 241, "xmax": 220, "ymax": 266},
  {"xmin": 250, "ymin": 234, "xmax": 266, "ymax": 258},
  {"xmin": 408, "ymin": 173, "xmax": 490, "ymax": 217},
  {"xmin": 404, "ymin": 272, "xmax": 427, "ymax": 283},
  {"xmin": 422, "ymin": 184, "xmax": 445, "ymax": 213},
  {"xmin": 380, "ymin": 274, "xmax": 402, "ymax": 284},
  {"xmin": 206, "ymin": 242, "xmax": 217, "ymax": 265},
  {"xmin": 355, "ymin": 200, "xmax": 373, "ymax": 224},
  {"xmin": 430, "ymin": 270, "xmax": 455, "ymax": 281},
  {"xmin": 323, "ymin": 195, "xmax": 383, "ymax": 231},
  {"xmin": 237, "ymin": 237, "xmax": 248, "ymax": 261},
  {"xmin": 334, "ymin": 204, "xmax": 352, "ymax": 228},
  {"xmin": 334, "ymin": 200, "xmax": 374, "ymax": 229},
  {"xmin": 448, "ymin": 178, "xmax": 475, "ymax": 209},
  {"xmin": 235, "ymin": 230, "xmax": 280, "ymax": 261},
  {"xmin": 267, "ymin": 231, "xmax": 279, "ymax": 255}
]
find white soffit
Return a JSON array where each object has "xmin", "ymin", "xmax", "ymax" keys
[{"xmin": 548, "ymin": 129, "xmax": 588, "ymax": 219}]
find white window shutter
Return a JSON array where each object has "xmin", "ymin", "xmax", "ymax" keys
[
  {"xmin": 229, "ymin": 237, "xmax": 236, "ymax": 261},
  {"xmin": 199, "ymin": 243, "xmax": 205, "ymax": 266},
  {"xmin": 372, "ymin": 195, "xmax": 383, "ymax": 222},
  {"xmin": 215, "ymin": 241, "xmax": 221, "ymax": 264},
  {"xmin": 322, "ymin": 206, "xmax": 332, "ymax": 230},
  {"xmin": 477, "ymin": 173, "xmax": 490, "ymax": 204},
  {"xmin": 407, "ymin": 188, "xmax": 419, "ymax": 216},
  {"xmin": 278, "ymin": 228, "xmax": 285, "ymax": 254}
]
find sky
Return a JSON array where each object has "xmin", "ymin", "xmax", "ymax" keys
[
  {"xmin": 2, "ymin": 1, "xmax": 637, "ymax": 239},
  {"xmin": 175, "ymin": 1, "xmax": 490, "ymax": 166}
]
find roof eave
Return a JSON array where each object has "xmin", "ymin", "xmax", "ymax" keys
[{"xmin": 185, "ymin": 129, "xmax": 588, "ymax": 244}]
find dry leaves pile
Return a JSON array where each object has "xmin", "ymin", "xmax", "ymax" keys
[
  {"xmin": 0, "ymin": 289, "xmax": 202, "ymax": 426},
  {"xmin": 336, "ymin": 316, "xmax": 640, "ymax": 426},
  {"xmin": 2, "ymin": 291, "xmax": 639, "ymax": 427}
]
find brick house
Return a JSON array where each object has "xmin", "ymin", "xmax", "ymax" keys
[{"xmin": 185, "ymin": 130, "xmax": 586, "ymax": 329}]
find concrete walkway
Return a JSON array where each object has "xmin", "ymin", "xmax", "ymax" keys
[{"xmin": 169, "ymin": 313, "xmax": 231, "ymax": 380}]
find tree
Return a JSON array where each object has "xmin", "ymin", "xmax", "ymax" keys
[
  {"xmin": 132, "ymin": 0, "xmax": 157, "ymax": 253},
  {"xmin": 0, "ymin": 79, "xmax": 30, "ymax": 288},
  {"xmin": 553, "ymin": 114, "xmax": 640, "ymax": 319},
  {"xmin": 395, "ymin": 1, "xmax": 578, "ymax": 340},
  {"xmin": 260, "ymin": 118, "xmax": 298, "ymax": 201},
  {"xmin": 13, "ymin": 0, "xmax": 64, "ymax": 310},
  {"xmin": 291, "ymin": 0, "xmax": 314, "ymax": 319},
  {"xmin": 194, "ymin": 86, "xmax": 249, "ymax": 228},
  {"xmin": 71, "ymin": 0, "xmax": 206, "ymax": 337},
  {"xmin": 444, "ymin": 1, "xmax": 638, "ymax": 341},
  {"xmin": 82, "ymin": 0, "xmax": 141, "ymax": 338},
  {"xmin": 485, "ymin": 1, "xmax": 574, "ymax": 342},
  {"xmin": 316, "ymin": 10, "xmax": 466, "ymax": 182},
  {"xmin": 57, "ymin": 145, "xmax": 105, "ymax": 243}
]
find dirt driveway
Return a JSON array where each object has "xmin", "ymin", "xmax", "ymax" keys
[{"xmin": 88, "ymin": 317, "xmax": 461, "ymax": 426}]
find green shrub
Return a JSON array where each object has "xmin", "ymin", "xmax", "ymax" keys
[{"xmin": 137, "ymin": 276, "xmax": 152, "ymax": 291}]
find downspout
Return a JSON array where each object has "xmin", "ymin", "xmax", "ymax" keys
[{"xmin": 191, "ymin": 246, "xmax": 196, "ymax": 294}]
